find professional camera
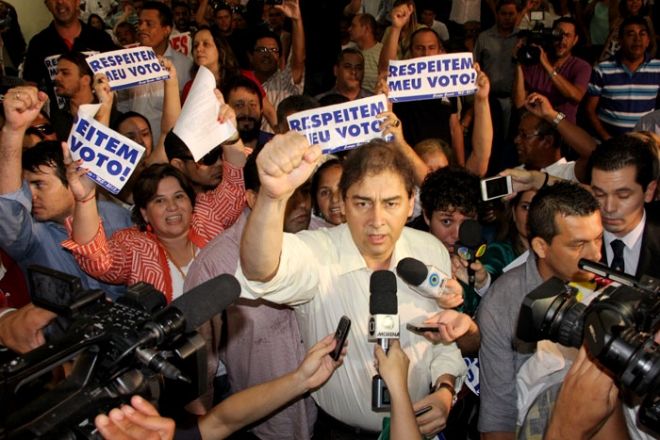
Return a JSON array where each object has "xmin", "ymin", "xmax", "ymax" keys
[
  {"xmin": 516, "ymin": 16, "xmax": 561, "ymax": 65},
  {"xmin": 0, "ymin": 266, "xmax": 240, "ymax": 439},
  {"xmin": 517, "ymin": 259, "xmax": 660, "ymax": 433}
]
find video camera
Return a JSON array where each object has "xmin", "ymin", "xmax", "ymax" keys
[
  {"xmin": 0, "ymin": 266, "xmax": 240, "ymax": 439},
  {"xmin": 516, "ymin": 14, "xmax": 561, "ymax": 65},
  {"xmin": 517, "ymin": 259, "xmax": 660, "ymax": 433}
]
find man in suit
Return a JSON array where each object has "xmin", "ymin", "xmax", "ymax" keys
[{"xmin": 587, "ymin": 135, "xmax": 659, "ymax": 278}]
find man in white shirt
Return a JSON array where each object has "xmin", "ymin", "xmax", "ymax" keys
[
  {"xmin": 237, "ymin": 134, "xmax": 466, "ymax": 437},
  {"xmin": 587, "ymin": 135, "xmax": 659, "ymax": 279}
]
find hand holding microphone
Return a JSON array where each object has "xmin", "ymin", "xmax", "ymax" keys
[{"xmin": 396, "ymin": 257, "xmax": 463, "ymax": 309}]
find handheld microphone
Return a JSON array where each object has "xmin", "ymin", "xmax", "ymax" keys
[
  {"xmin": 396, "ymin": 257, "xmax": 449, "ymax": 299},
  {"xmin": 369, "ymin": 270, "xmax": 398, "ymax": 412},
  {"xmin": 458, "ymin": 220, "xmax": 483, "ymax": 288},
  {"xmin": 141, "ymin": 273, "xmax": 242, "ymax": 344},
  {"xmin": 368, "ymin": 270, "xmax": 399, "ymax": 351}
]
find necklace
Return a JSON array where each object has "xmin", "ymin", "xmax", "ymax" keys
[{"xmin": 164, "ymin": 240, "xmax": 196, "ymax": 280}]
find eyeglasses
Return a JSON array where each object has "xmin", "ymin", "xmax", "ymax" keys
[
  {"xmin": 26, "ymin": 123, "xmax": 55, "ymax": 139},
  {"xmin": 254, "ymin": 46, "xmax": 279, "ymax": 55},
  {"xmin": 182, "ymin": 147, "xmax": 222, "ymax": 166}
]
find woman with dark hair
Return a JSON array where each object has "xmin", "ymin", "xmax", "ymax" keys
[
  {"xmin": 311, "ymin": 157, "xmax": 345, "ymax": 226},
  {"xmin": 181, "ymin": 26, "xmax": 241, "ymax": 102},
  {"xmin": 62, "ymin": 103, "xmax": 246, "ymax": 302},
  {"xmin": 87, "ymin": 13, "xmax": 108, "ymax": 30}
]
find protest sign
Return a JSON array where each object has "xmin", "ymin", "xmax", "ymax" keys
[
  {"xmin": 387, "ymin": 52, "xmax": 477, "ymax": 103},
  {"xmin": 287, "ymin": 94, "xmax": 390, "ymax": 154},
  {"xmin": 68, "ymin": 104, "xmax": 146, "ymax": 194},
  {"xmin": 85, "ymin": 47, "xmax": 169, "ymax": 90},
  {"xmin": 169, "ymin": 32, "xmax": 192, "ymax": 57},
  {"xmin": 173, "ymin": 66, "xmax": 237, "ymax": 161}
]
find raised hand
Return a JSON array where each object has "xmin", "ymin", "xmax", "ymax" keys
[
  {"xmin": 3, "ymin": 86, "xmax": 48, "ymax": 132},
  {"xmin": 374, "ymin": 339, "xmax": 409, "ymax": 392},
  {"xmin": 256, "ymin": 131, "xmax": 322, "ymax": 201},
  {"xmin": 390, "ymin": 3, "xmax": 413, "ymax": 30},
  {"xmin": 62, "ymin": 142, "xmax": 96, "ymax": 202},
  {"xmin": 524, "ymin": 92, "xmax": 557, "ymax": 120},
  {"xmin": 474, "ymin": 63, "xmax": 490, "ymax": 100},
  {"xmin": 159, "ymin": 56, "xmax": 178, "ymax": 84},
  {"xmin": 421, "ymin": 309, "xmax": 474, "ymax": 344},
  {"xmin": 296, "ymin": 334, "xmax": 346, "ymax": 392},
  {"xmin": 275, "ymin": 0, "xmax": 301, "ymax": 21}
]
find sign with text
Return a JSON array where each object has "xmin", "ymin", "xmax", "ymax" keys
[
  {"xmin": 387, "ymin": 52, "xmax": 477, "ymax": 103},
  {"xmin": 169, "ymin": 32, "xmax": 192, "ymax": 57},
  {"xmin": 85, "ymin": 47, "xmax": 169, "ymax": 90},
  {"xmin": 68, "ymin": 104, "xmax": 146, "ymax": 194},
  {"xmin": 287, "ymin": 94, "xmax": 390, "ymax": 154}
]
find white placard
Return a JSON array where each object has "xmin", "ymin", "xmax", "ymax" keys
[{"xmin": 85, "ymin": 46, "xmax": 170, "ymax": 90}]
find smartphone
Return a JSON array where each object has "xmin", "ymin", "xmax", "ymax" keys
[
  {"xmin": 480, "ymin": 175, "xmax": 513, "ymax": 201},
  {"xmin": 331, "ymin": 315, "xmax": 351, "ymax": 361},
  {"xmin": 406, "ymin": 318, "xmax": 439, "ymax": 334},
  {"xmin": 415, "ymin": 405, "xmax": 432, "ymax": 417}
]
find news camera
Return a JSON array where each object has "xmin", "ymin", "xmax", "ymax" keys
[
  {"xmin": 516, "ymin": 259, "xmax": 660, "ymax": 433},
  {"xmin": 0, "ymin": 266, "xmax": 240, "ymax": 439},
  {"xmin": 516, "ymin": 15, "xmax": 561, "ymax": 66}
]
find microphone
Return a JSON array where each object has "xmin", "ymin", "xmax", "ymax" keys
[
  {"xmin": 368, "ymin": 270, "xmax": 399, "ymax": 352},
  {"xmin": 141, "ymin": 273, "xmax": 242, "ymax": 344},
  {"xmin": 396, "ymin": 257, "xmax": 449, "ymax": 299},
  {"xmin": 458, "ymin": 219, "xmax": 483, "ymax": 288}
]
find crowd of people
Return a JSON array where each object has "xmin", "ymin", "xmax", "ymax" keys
[{"xmin": 0, "ymin": 0, "xmax": 659, "ymax": 439}]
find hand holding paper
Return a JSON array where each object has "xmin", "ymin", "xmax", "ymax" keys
[{"xmin": 62, "ymin": 142, "xmax": 96, "ymax": 203}]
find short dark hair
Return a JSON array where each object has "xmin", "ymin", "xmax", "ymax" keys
[
  {"xmin": 58, "ymin": 51, "xmax": 93, "ymax": 79},
  {"xmin": 164, "ymin": 130, "xmax": 192, "ymax": 161},
  {"xmin": 410, "ymin": 27, "xmax": 443, "ymax": 49},
  {"xmin": 528, "ymin": 181, "xmax": 600, "ymax": 243},
  {"xmin": 142, "ymin": 1, "xmax": 173, "ymax": 27},
  {"xmin": 249, "ymin": 29, "xmax": 282, "ymax": 56},
  {"xmin": 311, "ymin": 158, "xmax": 343, "ymax": 216},
  {"xmin": 587, "ymin": 134, "xmax": 659, "ymax": 191},
  {"xmin": 618, "ymin": 15, "xmax": 651, "ymax": 40},
  {"xmin": 172, "ymin": 1, "xmax": 189, "ymax": 12},
  {"xmin": 276, "ymin": 94, "xmax": 320, "ymax": 125},
  {"xmin": 520, "ymin": 112, "xmax": 561, "ymax": 149},
  {"xmin": 357, "ymin": 13, "xmax": 377, "ymax": 35},
  {"xmin": 222, "ymin": 75, "xmax": 263, "ymax": 109},
  {"xmin": 131, "ymin": 164, "xmax": 196, "ymax": 230},
  {"xmin": 22, "ymin": 141, "xmax": 68, "ymax": 186},
  {"xmin": 552, "ymin": 16, "xmax": 577, "ymax": 32},
  {"xmin": 112, "ymin": 111, "xmax": 152, "ymax": 135},
  {"xmin": 496, "ymin": 0, "xmax": 519, "ymax": 12},
  {"xmin": 336, "ymin": 47, "xmax": 364, "ymax": 65},
  {"xmin": 420, "ymin": 166, "xmax": 480, "ymax": 219},
  {"xmin": 339, "ymin": 139, "xmax": 415, "ymax": 199}
]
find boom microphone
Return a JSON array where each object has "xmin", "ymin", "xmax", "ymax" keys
[{"xmin": 396, "ymin": 257, "xmax": 449, "ymax": 299}]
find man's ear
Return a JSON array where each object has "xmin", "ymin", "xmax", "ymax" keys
[
  {"xmin": 170, "ymin": 158, "xmax": 186, "ymax": 172},
  {"xmin": 644, "ymin": 180, "xmax": 657, "ymax": 203},
  {"xmin": 531, "ymin": 236, "xmax": 549, "ymax": 259},
  {"xmin": 245, "ymin": 189, "xmax": 257, "ymax": 209}
]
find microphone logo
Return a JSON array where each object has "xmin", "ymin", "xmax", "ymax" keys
[{"xmin": 428, "ymin": 272, "xmax": 441, "ymax": 287}]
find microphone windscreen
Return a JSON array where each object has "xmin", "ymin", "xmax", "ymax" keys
[
  {"xmin": 396, "ymin": 257, "xmax": 428, "ymax": 286},
  {"xmin": 173, "ymin": 274, "xmax": 241, "ymax": 332},
  {"xmin": 458, "ymin": 219, "xmax": 482, "ymax": 249},
  {"xmin": 369, "ymin": 270, "xmax": 397, "ymax": 315}
]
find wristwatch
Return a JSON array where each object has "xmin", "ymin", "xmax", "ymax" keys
[
  {"xmin": 435, "ymin": 382, "xmax": 458, "ymax": 407},
  {"xmin": 551, "ymin": 112, "xmax": 566, "ymax": 127}
]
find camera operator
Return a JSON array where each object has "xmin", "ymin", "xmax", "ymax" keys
[
  {"xmin": 513, "ymin": 17, "xmax": 592, "ymax": 124},
  {"xmin": 477, "ymin": 181, "xmax": 603, "ymax": 440}
]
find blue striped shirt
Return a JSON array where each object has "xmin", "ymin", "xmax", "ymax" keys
[{"xmin": 587, "ymin": 55, "xmax": 660, "ymax": 135}]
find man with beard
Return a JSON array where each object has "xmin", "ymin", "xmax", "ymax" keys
[
  {"xmin": 23, "ymin": 0, "xmax": 116, "ymax": 108},
  {"xmin": 184, "ymin": 150, "xmax": 316, "ymax": 439},
  {"xmin": 513, "ymin": 17, "xmax": 591, "ymax": 124},
  {"xmin": 224, "ymin": 76, "xmax": 274, "ymax": 153}
]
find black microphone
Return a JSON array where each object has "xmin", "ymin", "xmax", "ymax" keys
[
  {"xmin": 458, "ymin": 219, "xmax": 483, "ymax": 288},
  {"xmin": 369, "ymin": 270, "xmax": 399, "ymax": 412},
  {"xmin": 396, "ymin": 257, "xmax": 449, "ymax": 299},
  {"xmin": 141, "ymin": 273, "xmax": 242, "ymax": 344},
  {"xmin": 368, "ymin": 270, "xmax": 399, "ymax": 352}
]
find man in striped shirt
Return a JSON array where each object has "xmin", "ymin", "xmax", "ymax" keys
[{"xmin": 585, "ymin": 16, "xmax": 660, "ymax": 140}]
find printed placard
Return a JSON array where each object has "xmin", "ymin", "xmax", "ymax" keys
[
  {"xmin": 287, "ymin": 94, "xmax": 390, "ymax": 154},
  {"xmin": 169, "ymin": 32, "xmax": 192, "ymax": 57},
  {"xmin": 68, "ymin": 104, "xmax": 146, "ymax": 194},
  {"xmin": 387, "ymin": 52, "xmax": 477, "ymax": 103},
  {"xmin": 85, "ymin": 47, "xmax": 169, "ymax": 90}
]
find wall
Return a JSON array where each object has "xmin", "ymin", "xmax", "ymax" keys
[{"xmin": 6, "ymin": 0, "xmax": 52, "ymax": 43}]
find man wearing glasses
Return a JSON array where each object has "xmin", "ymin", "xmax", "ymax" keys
[{"xmin": 247, "ymin": 0, "xmax": 305, "ymax": 132}]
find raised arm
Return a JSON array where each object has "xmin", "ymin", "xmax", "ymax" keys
[
  {"xmin": 524, "ymin": 93, "xmax": 596, "ymax": 182},
  {"xmin": 378, "ymin": 4, "xmax": 412, "ymax": 75},
  {"xmin": 239, "ymin": 132, "xmax": 322, "ymax": 281},
  {"xmin": 149, "ymin": 57, "xmax": 182, "ymax": 165},
  {"xmin": 277, "ymin": 0, "xmax": 305, "ymax": 84},
  {"xmin": 199, "ymin": 334, "xmax": 343, "ymax": 438},
  {"xmin": 343, "ymin": 0, "xmax": 362, "ymax": 16},
  {"xmin": 62, "ymin": 144, "xmax": 100, "ymax": 245},
  {"xmin": 378, "ymin": 110, "xmax": 429, "ymax": 186},
  {"xmin": 194, "ymin": 0, "xmax": 211, "ymax": 26},
  {"xmin": 465, "ymin": 64, "xmax": 493, "ymax": 177},
  {"xmin": 93, "ymin": 74, "xmax": 114, "ymax": 127},
  {"xmin": 512, "ymin": 48, "xmax": 527, "ymax": 111},
  {"xmin": 0, "ymin": 87, "xmax": 48, "ymax": 195},
  {"xmin": 537, "ymin": 46, "xmax": 588, "ymax": 103}
]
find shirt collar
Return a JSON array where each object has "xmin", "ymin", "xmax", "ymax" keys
[{"xmin": 603, "ymin": 210, "xmax": 646, "ymax": 250}]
